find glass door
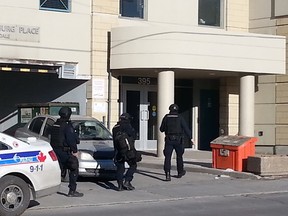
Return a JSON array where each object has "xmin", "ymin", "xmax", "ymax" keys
[
  {"xmin": 126, "ymin": 90, "xmax": 140, "ymax": 140},
  {"xmin": 122, "ymin": 85, "xmax": 157, "ymax": 150}
]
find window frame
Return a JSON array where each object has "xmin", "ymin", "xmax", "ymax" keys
[
  {"xmin": 198, "ymin": 0, "xmax": 225, "ymax": 28},
  {"xmin": 272, "ymin": 0, "xmax": 288, "ymax": 19},
  {"xmin": 119, "ymin": 0, "xmax": 145, "ymax": 19},
  {"xmin": 39, "ymin": 0, "xmax": 71, "ymax": 13}
]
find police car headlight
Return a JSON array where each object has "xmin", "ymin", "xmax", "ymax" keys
[{"xmin": 78, "ymin": 151, "xmax": 94, "ymax": 161}]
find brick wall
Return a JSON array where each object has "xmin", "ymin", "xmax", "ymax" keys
[{"xmin": 89, "ymin": 0, "xmax": 119, "ymax": 129}]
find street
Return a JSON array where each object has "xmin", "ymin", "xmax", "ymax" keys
[
  {"xmin": 23, "ymin": 192, "xmax": 288, "ymax": 216},
  {"xmin": 23, "ymin": 167, "xmax": 288, "ymax": 216}
]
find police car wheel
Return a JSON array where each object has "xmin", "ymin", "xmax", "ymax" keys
[{"xmin": 0, "ymin": 175, "xmax": 31, "ymax": 216}]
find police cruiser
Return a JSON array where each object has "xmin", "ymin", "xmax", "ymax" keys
[{"xmin": 0, "ymin": 132, "xmax": 61, "ymax": 216}]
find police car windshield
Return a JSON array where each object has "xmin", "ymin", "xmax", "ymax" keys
[{"xmin": 73, "ymin": 120, "xmax": 112, "ymax": 141}]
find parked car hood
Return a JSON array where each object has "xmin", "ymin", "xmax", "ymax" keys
[{"xmin": 78, "ymin": 140, "xmax": 114, "ymax": 159}]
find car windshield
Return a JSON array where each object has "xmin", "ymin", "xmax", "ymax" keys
[{"xmin": 72, "ymin": 120, "xmax": 112, "ymax": 141}]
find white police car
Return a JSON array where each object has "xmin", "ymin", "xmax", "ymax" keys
[{"xmin": 0, "ymin": 132, "xmax": 61, "ymax": 216}]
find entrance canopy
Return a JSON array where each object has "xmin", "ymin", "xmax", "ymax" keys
[{"xmin": 110, "ymin": 25, "xmax": 286, "ymax": 75}]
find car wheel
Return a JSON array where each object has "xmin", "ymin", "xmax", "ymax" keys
[{"xmin": 0, "ymin": 175, "xmax": 31, "ymax": 216}]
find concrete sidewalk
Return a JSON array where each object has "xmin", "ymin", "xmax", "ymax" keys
[{"xmin": 138, "ymin": 149, "xmax": 261, "ymax": 180}]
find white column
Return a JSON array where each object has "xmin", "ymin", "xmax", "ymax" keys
[
  {"xmin": 157, "ymin": 71, "xmax": 174, "ymax": 158},
  {"xmin": 239, "ymin": 75, "xmax": 255, "ymax": 137}
]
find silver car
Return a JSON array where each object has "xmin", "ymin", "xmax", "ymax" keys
[{"xmin": 15, "ymin": 114, "xmax": 117, "ymax": 178}]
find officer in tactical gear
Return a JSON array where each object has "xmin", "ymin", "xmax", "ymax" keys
[
  {"xmin": 112, "ymin": 113, "xmax": 137, "ymax": 191},
  {"xmin": 50, "ymin": 106, "xmax": 83, "ymax": 197},
  {"xmin": 160, "ymin": 104, "xmax": 193, "ymax": 181}
]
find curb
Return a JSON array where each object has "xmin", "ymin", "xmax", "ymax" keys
[{"xmin": 138, "ymin": 162, "xmax": 262, "ymax": 180}]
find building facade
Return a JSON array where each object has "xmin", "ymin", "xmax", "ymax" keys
[
  {"xmin": 0, "ymin": 1, "xmax": 287, "ymax": 156},
  {"xmin": 251, "ymin": 0, "xmax": 288, "ymax": 154},
  {"xmin": 90, "ymin": 0, "xmax": 285, "ymax": 156},
  {"xmin": 0, "ymin": 0, "xmax": 91, "ymax": 133}
]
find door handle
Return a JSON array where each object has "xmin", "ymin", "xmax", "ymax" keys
[{"xmin": 141, "ymin": 110, "xmax": 149, "ymax": 121}]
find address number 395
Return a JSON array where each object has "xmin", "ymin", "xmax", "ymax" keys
[{"xmin": 138, "ymin": 78, "xmax": 151, "ymax": 85}]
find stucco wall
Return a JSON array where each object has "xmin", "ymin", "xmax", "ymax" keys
[{"xmin": 147, "ymin": 0, "xmax": 198, "ymax": 26}]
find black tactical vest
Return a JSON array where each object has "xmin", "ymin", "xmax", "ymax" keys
[
  {"xmin": 50, "ymin": 120, "xmax": 66, "ymax": 149},
  {"xmin": 166, "ymin": 114, "xmax": 182, "ymax": 135}
]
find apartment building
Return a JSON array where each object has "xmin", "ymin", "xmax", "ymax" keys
[
  {"xmin": 0, "ymin": 1, "xmax": 286, "ymax": 156},
  {"xmin": 90, "ymin": 0, "xmax": 285, "ymax": 155}
]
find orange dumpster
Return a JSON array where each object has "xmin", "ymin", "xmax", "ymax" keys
[{"xmin": 210, "ymin": 136, "xmax": 258, "ymax": 172}]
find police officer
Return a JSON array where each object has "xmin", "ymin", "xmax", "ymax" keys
[
  {"xmin": 50, "ymin": 106, "xmax": 83, "ymax": 197},
  {"xmin": 112, "ymin": 113, "xmax": 137, "ymax": 191},
  {"xmin": 160, "ymin": 104, "xmax": 193, "ymax": 181}
]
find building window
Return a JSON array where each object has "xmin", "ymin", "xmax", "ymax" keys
[
  {"xmin": 40, "ymin": 0, "xmax": 71, "ymax": 12},
  {"xmin": 272, "ymin": 0, "xmax": 288, "ymax": 18},
  {"xmin": 120, "ymin": 0, "xmax": 144, "ymax": 19},
  {"xmin": 198, "ymin": 0, "xmax": 223, "ymax": 27}
]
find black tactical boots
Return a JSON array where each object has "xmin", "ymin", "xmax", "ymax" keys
[
  {"xmin": 165, "ymin": 172, "xmax": 171, "ymax": 181},
  {"xmin": 123, "ymin": 180, "xmax": 135, "ymax": 190},
  {"xmin": 177, "ymin": 170, "xmax": 186, "ymax": 178},
  {"xmin": 67, "ymin": 190, "xmax": 84, "ymax": 197},
  {"xmin": 117, "ymin": 180, "xmax": 124, "ymax": 191}
]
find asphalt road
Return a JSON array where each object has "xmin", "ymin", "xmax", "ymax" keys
[
  {"xmin": 23, "ymin": 167, "xmax": 288, "ymax": 216},
  {"xmin": 25, "ymin": 192, "xmax": 288, "ymax": 216}
]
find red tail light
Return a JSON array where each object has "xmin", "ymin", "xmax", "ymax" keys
[{"xmin": 48, "ymin": 150, "xmax": 58, "ymax": 161}]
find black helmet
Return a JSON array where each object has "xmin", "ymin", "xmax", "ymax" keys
[
  {"xmin": 120, "ymin": 113, "xmax": 131, "ymax": 120},
  {"xmin": 169, "ymin": 104, "xmax": 179, "ymax": 112},
  {"xmin": 58, "ymin": 107, "xmax": 72, "ymax": 119}
]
